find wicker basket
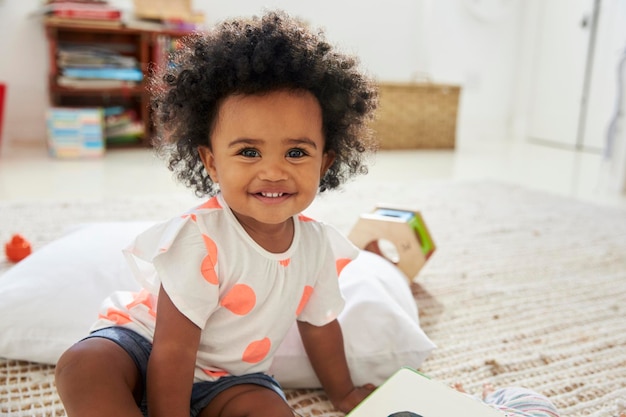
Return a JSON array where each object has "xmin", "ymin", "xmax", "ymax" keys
[{"xmin": 370, "ymin": 82, "xmax": 461, "ymax": 149}]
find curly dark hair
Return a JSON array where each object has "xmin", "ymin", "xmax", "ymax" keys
[{"xmin": 150, "ymin": 10, "xmax": 378, "ymax": 197}]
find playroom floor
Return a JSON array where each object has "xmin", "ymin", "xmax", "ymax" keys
[{"xmin": 1, "ymin": 134, "xmax": 625, "ymax": 210}]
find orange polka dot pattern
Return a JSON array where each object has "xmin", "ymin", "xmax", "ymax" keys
[
  {"xmin": 99, "ymin": 308, "xmax": 132, "ymax": 325},
  {"xmin": 200, "ymin": 235, "xmax": 219, "ymax": 285},
  {"xmin": 126, "ymin": 289, "xmax": 157, "ymax": 318},
  {"xmin": 242, "ymin": 337, "xmax": 271, "ymax": 364},
  {"xmin": 93, "ymin": 194, "xmax": 358, "ymax": 380},
  {"xmin": 220, "ymin": 284, "xmax": 257, "ymax": 315},
  {"xmin": 296, "ymin": 285, "xmax": 314, "ymax": 316},
  {"xmin": 336, "ymin": 258, "xmax": 352, "ymax": 276}
]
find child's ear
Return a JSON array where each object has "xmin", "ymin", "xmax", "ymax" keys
[
  {"xmin": 321, "ymin": 150, "xmax": 336, "ymax": 176},
  {"xmin": 198, "ymin": 146, "xmax": 219, "ymax": 183}
]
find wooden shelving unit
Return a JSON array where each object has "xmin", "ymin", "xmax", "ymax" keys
[{"xmin": 44, "ymin": 20, "xmax": 193, "ymax": 147}]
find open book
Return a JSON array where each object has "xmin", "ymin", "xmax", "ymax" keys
[{"xmin": 347, "ymin": 368, "xmax": 504, "ymax": 417}]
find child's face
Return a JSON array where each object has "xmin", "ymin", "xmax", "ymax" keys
[{"xmin": 199, "ymin": 89, "xmax": 334, "ymax": 230}]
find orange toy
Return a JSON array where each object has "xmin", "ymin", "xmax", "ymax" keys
[{"xmin": 5, "ymin": 234, "xmax": 32, "ymax": 263}]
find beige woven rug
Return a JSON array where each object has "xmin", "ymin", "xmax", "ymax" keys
[{"xmin": 1, "ymin": 181, "xmax": 625, "ymax": 417}]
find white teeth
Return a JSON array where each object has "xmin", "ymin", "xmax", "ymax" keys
[{"xmin": 261, "ymin": 192, "xmax": 283, "ymax": 198}]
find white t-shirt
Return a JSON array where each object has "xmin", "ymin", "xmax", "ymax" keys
[{"xmin": 91, "ymin": 193, "xmax": 358, "ymax": 382}]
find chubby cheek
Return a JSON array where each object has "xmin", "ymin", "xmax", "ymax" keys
[
  {"xmin": 207, "ymin": 156, "xmax": 241, "ymax": 185},
  {"xmin": 216, "ymin": 167, "xmax": 248, "ymax": 190},
  {"xmin": 301, "ymin": 171, "xmax": 324, "ymax": 199}
]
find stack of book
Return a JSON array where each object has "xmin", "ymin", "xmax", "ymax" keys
[
  {"xmin": 57, "ymin": 43, "xmax": 143, "ymax": 88},
  {"xmin": 43, "ymin": 0, "xmax": 123, "ymax": 28},
  {"xmin": 47, "ymin": 107, "xmax": 105, "ymax": 158}
]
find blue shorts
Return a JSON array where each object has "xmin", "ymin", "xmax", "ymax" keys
[{"xmin": 84, "ymin": 327, "xmax": 286, "ymax": 417}]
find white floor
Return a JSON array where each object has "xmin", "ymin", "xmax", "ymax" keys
[{"xmin": 1, "ymin": 136, "xmax": 626, "ymax": 210}]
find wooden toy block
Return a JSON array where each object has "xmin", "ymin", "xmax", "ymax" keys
[{"xmin": 348, "ymin": 207, "xmax": 435, "ymax": 281}]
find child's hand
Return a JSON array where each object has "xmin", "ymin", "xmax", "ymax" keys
[{"xmin": 335, "ymin": 383, "xmax": 376, "ymax": 414}]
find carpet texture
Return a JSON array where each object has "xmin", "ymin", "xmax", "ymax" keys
[{"xmin": 1, "ymin": 181, "xmax": 625, "ymax": 417}]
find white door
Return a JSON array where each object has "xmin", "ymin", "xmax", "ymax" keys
[
  {"xmin": 526, "ymin": 0, "xmax": 592, "ymax": 148},
  {"xmin": 583, "ymin": 0, "xmax": 626, "ymax": 151}
]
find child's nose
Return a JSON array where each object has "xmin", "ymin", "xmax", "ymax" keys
[{"xmin": 258, "ymin": 158, "xmax": 289, "ymax": 181}]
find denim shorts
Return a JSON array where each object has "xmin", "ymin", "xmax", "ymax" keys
[{"xmin": 84, "ymin": 327, "xmax": 286, "ymax": 417}]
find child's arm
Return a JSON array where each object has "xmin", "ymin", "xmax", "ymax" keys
[
  {"xmin": 147, "ymin": 285, "xmax": 202, "ymax": 417},
  {"xmin": 298, "ymin": 319, "xmax": 375, "ymax": 413}
]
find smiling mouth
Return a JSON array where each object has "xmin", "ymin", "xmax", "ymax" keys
[{"xmin": 260, "ymin": 192, "xmax": 285, "ymax": 198}]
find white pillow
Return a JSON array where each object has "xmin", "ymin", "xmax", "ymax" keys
[
  {"xmin": 0, "ymin": 223, "xmax": 150, "ymax": 364},
  {"xmin": 269, "ymin": 250, "xmax": 436, "ymax": 387},
  {"xmin": 0, "ymin": 223, "xmax": 435, "ymax": 388}
]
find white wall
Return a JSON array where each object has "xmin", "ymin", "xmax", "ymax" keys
[
  {"xmin": 426, "ymin": 0, "xmax": 523, "ymax": 140},
  {"xmin": 191, "ymin": 0, "xmax": 429, "ymax": 82},
  {"xmin": 0, "ymin": 0, "xmax": 533, "ymax": 148},
  {"xmin": 0, "ymin": 0, "xmax": 50, "ymax": 146}
]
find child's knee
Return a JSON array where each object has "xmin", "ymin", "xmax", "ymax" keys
[
  {"xmin": 56, "ymin": 341, "xmax": 99, "ymax": 390},
  {"xmin": 56, "ymin": 338, "xmax": 133, "ymax": 386}
]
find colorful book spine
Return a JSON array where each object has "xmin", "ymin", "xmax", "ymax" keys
[
  {"xmin": 51, "ymin": 4, "xmax": 121, "ymax": 20},
  {"xmin": 63, "ymin": 67, "xmax": 143, "ymax": 81}
]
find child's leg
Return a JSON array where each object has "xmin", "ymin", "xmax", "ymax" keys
[
  {"xmin": 198, "ymin": 383, "xmax": 293, "ymax": 417},
  {"xmin": 484, "ymin": 387, "xmax": 560, "ymax": 417},
  {"xmin": 55, "ymin": 337, "xmax": 144, "ymax": 417}
]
